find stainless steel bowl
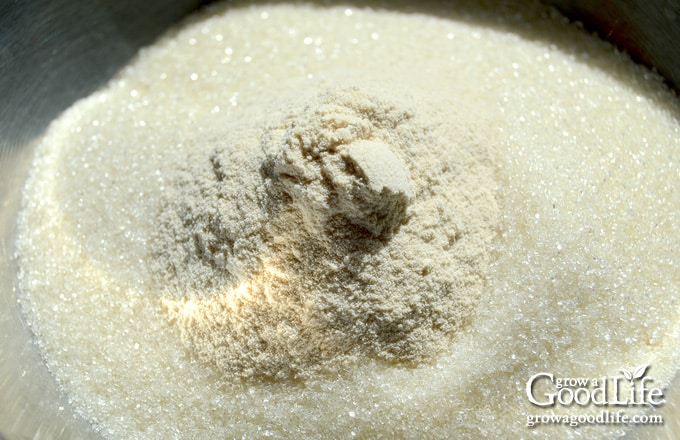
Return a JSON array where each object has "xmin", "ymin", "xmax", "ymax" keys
[{"xmin": 1, "ymin": 1, "xmax": 678, "ymax": 439}]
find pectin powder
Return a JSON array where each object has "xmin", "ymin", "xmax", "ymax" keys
[{"xmin": 152, "ymin": 85, "xmax": 500, "ymax": 380}]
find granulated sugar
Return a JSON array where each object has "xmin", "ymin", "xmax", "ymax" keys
[{"xmin": 15, "ymin": 1, "xmax": 680, "ymax": 438}]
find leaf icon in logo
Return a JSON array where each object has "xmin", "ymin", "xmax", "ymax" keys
[
  {"xmin": 633, "ymin": 364, "xmax": 649, "ymax": 380},
  {"xmin": 620, "ymin": 369, "xmax": 633, "ymax": 381}
]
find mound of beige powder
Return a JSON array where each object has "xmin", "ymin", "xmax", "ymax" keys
[{"xmin": 153, "ymin": 85, "xmax": 500, "ymax": 379}]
